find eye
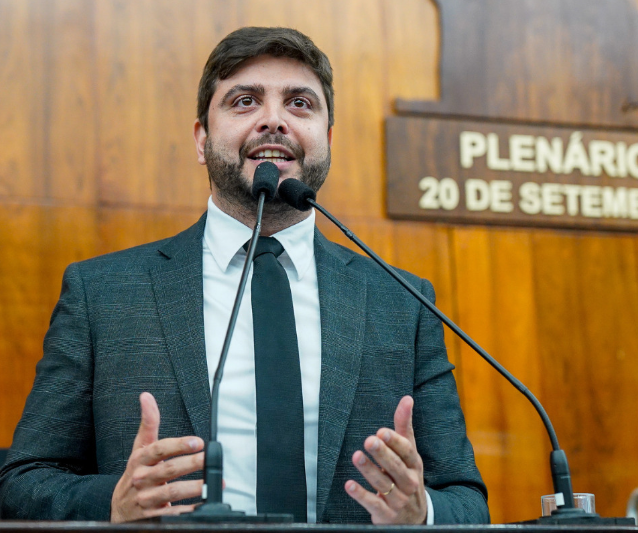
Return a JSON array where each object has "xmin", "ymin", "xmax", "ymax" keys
[
  {"xmin": 234, "ymin": 95, "xmax": 257, "ymax": 107},
  {"xmin": 289, "ymin": 97, "xmax": 311, "ymax": 109}
]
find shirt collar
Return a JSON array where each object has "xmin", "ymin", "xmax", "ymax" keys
[{"xmin": 203, "ymin": 196, "xmax": 316, "ymax": 281}]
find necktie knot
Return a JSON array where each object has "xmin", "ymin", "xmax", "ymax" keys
[{"xmin": 245, "ymin": 236, "xmax": 284, "ymax": 259}]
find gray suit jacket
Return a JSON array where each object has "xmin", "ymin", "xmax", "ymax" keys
[{"xmin": 0, "ymin": 214, "xmax": 488, "ymax": 523}]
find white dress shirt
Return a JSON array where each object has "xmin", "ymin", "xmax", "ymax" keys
[
  {"xmin": 202, "ymin": 196, "xmax": 321, "ymax": 521},
  {"xmin": 201, "ymin": 196, "xmax": 434, "ymax": 524}
]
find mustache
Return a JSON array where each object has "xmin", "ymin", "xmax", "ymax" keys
[{"xmin": 239, "ymin": 133, "xmax": 305, "ymax": 164}]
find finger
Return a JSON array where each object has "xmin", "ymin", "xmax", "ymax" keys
[
  {"xmin": 363, "ymin": 436, "xmax": 419, "ymax": 495},
  {"xmin": 132, "ymin": 392, "xmax": 160, "ymax": 450},
  {"xmin": 140, "ymin": 504, "xmax": 197, "ymax": 519},
  {"xmin": 345, "ymin": 480, "xmax": 397, "ymax": 524},
  {"xmin": 137, "ymin": 479, "xmax": 204, "ymax": 509},
  {"xmin": 393, "ymin": 396, "xmax": 415, "ymax": 444},
  {"xmin": 135, "ymin": 436, "xmax": 204, "ymax": 467},
  {"xmin": 352, "ymin": 450, "xmax": 397, "ymax": 496},
  {"xmin": 376, "ymin": 428, "xmax": 422, "ymax": 470},
  {"xmin": 135, "ymin": 452, "xmax": 205, "ymax": 487}
]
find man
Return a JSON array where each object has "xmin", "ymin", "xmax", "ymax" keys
[{"xmin": 0, "ymin": 27, "xmax": 488, "ymax": 524}]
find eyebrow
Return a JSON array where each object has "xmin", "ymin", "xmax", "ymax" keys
[
  {"xmin": 283, "ymin": 86, "xmax": 324, "ymax": 111},
  {"xmin": 218, "ymin": 84, "xmax": 324, "ymax": 111},
  {"xmin": 218, "ymin": 84, "xmax": 266, "ymax": 107}
]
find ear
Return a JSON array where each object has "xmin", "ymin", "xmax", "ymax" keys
[
  {"xmin": 327, "ymin": 126, "xmax": 333, "ymax": 147},
  {"xmin": 194, "ymin": 119, "xmax": 208, "ymax": 165}
]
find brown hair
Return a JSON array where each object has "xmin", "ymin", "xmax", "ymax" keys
[{"xmin": 197, "ymin": 27, "xmax": 334, "ymax": 132}]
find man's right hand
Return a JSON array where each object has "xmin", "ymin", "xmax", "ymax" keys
[{"xmin": 110, "ymin": 392, "xmax": 205, "ymax": 522}]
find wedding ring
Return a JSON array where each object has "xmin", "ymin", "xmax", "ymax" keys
[{"xmin": 380, "ymin": 482, "xmax": 395, "ymax": 496}]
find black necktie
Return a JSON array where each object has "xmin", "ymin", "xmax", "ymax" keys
[{"xmin": 248, "ymin": 237, "xmax": 307, "ymax": 522}]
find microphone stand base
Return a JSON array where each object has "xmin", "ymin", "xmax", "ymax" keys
[{"xmin": 152, "ymin": 503, "xmax": 294, "ymax": 524}]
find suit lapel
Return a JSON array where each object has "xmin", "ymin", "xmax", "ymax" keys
[
  {"xmin": 150, "ymin": 214, "xmax": 212, "ymax": 441},
  {"xmin": 314, "ymin": 230, "xmax": 367, "ymax": 521}
]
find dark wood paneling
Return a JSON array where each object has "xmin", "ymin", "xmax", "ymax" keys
[{"xmin": 398, "ymin": 0, "xmax": 638, "ymax": 129}]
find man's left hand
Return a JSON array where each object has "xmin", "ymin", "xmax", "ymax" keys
[{"xmin": 345, "ymin": 396, "xmax": 428, "ymax": 524}]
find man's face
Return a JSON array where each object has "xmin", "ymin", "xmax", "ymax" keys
[{"xmin": 194, "ymin": 54, "xmax": 333, "ymax": 213}]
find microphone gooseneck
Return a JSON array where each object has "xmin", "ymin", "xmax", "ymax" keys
[
  {"xmin": 277, "ymin": 178, "xmax": 603, "ymax": 523},
  {"xmin": 165, "ymin": 162, "xmax": 293, "ymax": 523}
]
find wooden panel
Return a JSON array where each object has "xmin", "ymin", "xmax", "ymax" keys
[
  {"xmin": 0, "ymin": 0, "xmax": 47, "ymax": 199},
  {"xmin": 392, "ymin": 223, "xmax": 459, "ymax": 368},
  {"xmin": 94, "ymin": 0, "xmax": 210, "ymax": 209},
  {"xmin": 47, "ymin": 0, "xmax": 97, "ymax": 202},
  {"xmin": 533, "ymin": 231, "xmax": 638, "ymax": 518},
  {"xmin": 319, "ymin": 1, "xmax": 386, "ymax": 220},
  {"xmin": 0, "ymin": 0, "xmax": 97, "ymax": 203},
  {"xmin": 398, "ymin": 0, "xmax": 638, "ymax": 129},
  {"xmin": 452, "ymin": 228, "xmax": 503, "ymax": 519},
  {"xmin": 0, "ymin": 205, "xmax": 98, "ymax": 447},
  {"xmin": 381, "ymin": 0, "xmax": 440, "ymax": 105},
  {"xmin": 575, "ymin": 235, "xmax": 638, "ymax": 511},
  {"xmin": 452, "ymin": 227, "xmax": 551, "ymax": 522},
  {"xmin": 315, "ymin": 215, "xmax": 396, "ymax": 264},
  {"xmin": 97, "ymin": 207, "xmax": 203, "ymax": 254},
  {"xmin": 191, "ymin": 0, "xmax": 241, "ymax": 77}
]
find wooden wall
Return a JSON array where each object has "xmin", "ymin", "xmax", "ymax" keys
[{"xmin": 1, "ymin": 0, "xmax": 637, "ymax": 523}]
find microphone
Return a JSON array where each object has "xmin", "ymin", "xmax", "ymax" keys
[
  {"xmin": 278, "ymin": 178, "xmax": 630, "ymax": 525},
  {"xmin": 162, "ymin": 162, "xmax": 292, "ymax": 523},
  {"xmin": 277, "ymin": 177, "xmax": 315, "ymax": 211},
  {"xmin": 252, "ymin": 160, "xmax": 279, "ymax": 202}
]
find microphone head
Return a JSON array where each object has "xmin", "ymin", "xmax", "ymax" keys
[
  {"xmin": 252, "ymin": 161, "xmax": 280, "ymax": 202},
  {"xmin": 278, "ymin": 179, "xmax": 316, "ymax": 211}
]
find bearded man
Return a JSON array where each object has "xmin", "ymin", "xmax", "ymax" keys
[{"xmin": 0, "ymin": 27, "xmax": 488, "ymax": 525}]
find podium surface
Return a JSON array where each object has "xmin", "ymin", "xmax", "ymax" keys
[{"xmin": 1, "ymin": 523, "xmax": 637, "ymax": 533}]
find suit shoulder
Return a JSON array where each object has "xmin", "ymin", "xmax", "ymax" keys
[{"xmin": 72, "ymin": 240, "xmax": 166, "ymax": 274}]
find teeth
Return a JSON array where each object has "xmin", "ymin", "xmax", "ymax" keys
[{"xmin": 254, "ymin": 149, "xmax": 285, "ymax": 159}]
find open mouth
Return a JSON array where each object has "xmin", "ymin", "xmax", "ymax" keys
[{"xmin": 248, "ymin": 148, "xmax": 295, "ymax": 164}]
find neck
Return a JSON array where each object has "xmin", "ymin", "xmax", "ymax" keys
[{"xmin": 211, "ymin": 190, "xmax": 311, "ymax": 236}]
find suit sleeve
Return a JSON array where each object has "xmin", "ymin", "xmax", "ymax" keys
[
  {"xmin": 413, "ymin": 279, "xmax": 490, "ymax": 524},
  {"xmin": 0, "ymin": 263, "xmax": 119, "ymax": 520}
]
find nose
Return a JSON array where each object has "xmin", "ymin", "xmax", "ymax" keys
[{"xmin": 257, "ymin": 101, "xmax": 289, "ymax": 135}]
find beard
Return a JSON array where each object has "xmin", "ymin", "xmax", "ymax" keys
[{"xmin": 204, "ymin": 133, "xmax": 330, "ymax": 217}]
